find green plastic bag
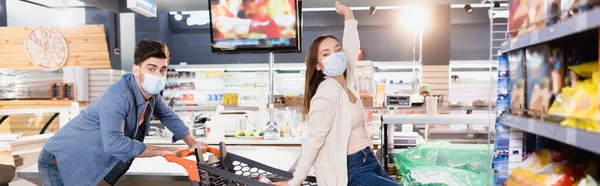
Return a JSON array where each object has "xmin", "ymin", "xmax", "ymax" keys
[{"xmin": 394, "ymin": 141, "xmax": 493, "ymax": 186}]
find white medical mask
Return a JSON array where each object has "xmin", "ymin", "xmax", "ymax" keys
[
  {"xmin": 136, "ymin": 67, "xmax": 166, "ymax": 95},
  {"xmin": 321, "ymin": 51, "xmax": 348, "ymax": 77}
]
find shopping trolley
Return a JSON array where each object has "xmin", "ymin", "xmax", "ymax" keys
[{"xmin": 165, "ymin": 142, "xmax": 318, "ymax": 186}]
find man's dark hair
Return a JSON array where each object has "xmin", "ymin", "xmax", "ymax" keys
[{"xmin": 134, "ymin": 39, "xmax": 170, "ymax": 66}]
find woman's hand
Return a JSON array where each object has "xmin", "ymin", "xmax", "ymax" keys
[
  {"xmin": 272, "ymin": 182, "xmax": 289, "ymax": 186},
  {"xmin": 335, "ymin": 1, "xmax": 354, "ymax": 20}
]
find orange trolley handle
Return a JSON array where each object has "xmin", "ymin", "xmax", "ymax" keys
[{"xmin": 165, "ymin": 147, "xmax": 221, "ymax": 182}]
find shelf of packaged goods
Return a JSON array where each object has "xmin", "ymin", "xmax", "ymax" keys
[
  {"xmin": 382, "ymin": 114, "xmax": 495, "ymax": 125},
  {"xmin": 500, "ymin": 115, "xmax": 600, "ymax": 154},
  {"xmin": 500, "ymin": 7, "xmax": 600, "ymax": 53},
  {"xmin": 166, "ymin": 77, "xmax": 270, "ymax": 81},
  {"xmin": 172, "ymin": 106, "xmax": 388, "ymax": 112},
  {"xmin": 163, "ymin": 87, "xmax": 305, "ymax": 93},
  {"xmin": 173, "ymin": 106, "xmax": 260, "ymax": 112},
  {"xmin": 163, "ymin": 87, "xmax": 269, "ymax": 92}
]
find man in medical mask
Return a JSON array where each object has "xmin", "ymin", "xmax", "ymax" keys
[{"xmin": 38, "ymin": 39, "xmax": 207, "ymax": 186}]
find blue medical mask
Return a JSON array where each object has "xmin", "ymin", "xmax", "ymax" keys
[
  {"xmin": 321, "ymin": 51, "xmax": 348, "ymax": 77},
  {"xmin": 136, "ymin": 67, "xmax": 166, "ymax": 95}
]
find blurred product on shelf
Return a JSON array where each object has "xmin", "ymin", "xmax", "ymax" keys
[
  {"xmin": 284, "ymin": 94, "xmax": 303, "ymax": 107},
  {"xmin": 451, "ymin": 75, "xmax": 460, "ymax": 83},
  {"xmin": 165, "ymin": 82, "xmax": 196, "ymax": 90},
  {"xmin": 546, "ymin": 0, "xmax": 561, "ymax": 25},
  {"xmin": 509, "ymin": 0, "xmax": 546, "ymax": 36},
  {"xmin": 560, "ymin": 0, "xmax": 600, "ymax": 20},
  {"xmin": 526, "ymin": 44, "xmax": 552, "ymax": 118},
  {"xmin": 509, "ymin": 49, "xmax": 527, "ymax": 115},
  {"xmin": 505, "ymin": 148, "xmax": 600, "ymax": 186},
  {"xmin": 182, "ymin": 94, "xmax": 194, "ymax": 101},
  {"xmin": 548, "ymin": 62, "xmax": 598, "ymax": 132},
  {"xmin": 51, "ymin": 82, "xmax": 64, "ymax": 100},
  {"xmin": 49, "ymin": 82, "xmax": 75, "ymax": 100},
  {"xmin": 550, "ymin": 48, "xmax": 565, "ymax": 96},
  {"xmin": 509, "ymin": 0, "xmax": 600, "ymax": 36},
  {"xmin": 448, "ymin": 102, "xmax": 464, "ymax": 107},
  {"xmin": 222, "ymin": 93, "xmax": 239, "ymax": 106},
  {"xmin": 473, "ymin": 99, "xmax": 495, "ymax": 107},
  {"xmin": 268, "ymin": 95, "xmax": 285, "ymax": 107},
  {"xmin": 359, "ymin": 93, "xmax": 374, "ymax": 107},
  {"xmin": 375, "ymin": 82, "xmax": 385, "ymax": 106}
]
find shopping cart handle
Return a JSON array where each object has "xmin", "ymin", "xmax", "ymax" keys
[{"xmin": 176, "ymin": 147, "xmax": 221, "ymax": 157}]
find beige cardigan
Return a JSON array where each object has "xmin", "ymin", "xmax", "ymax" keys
[{"xmin": 289, "ymin": 19, "xmax": 366, "ymax": 186}]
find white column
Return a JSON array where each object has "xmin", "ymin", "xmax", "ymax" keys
[{"xmin": 119, "ymin": 13, "xmax": 136, "ymax": 71}]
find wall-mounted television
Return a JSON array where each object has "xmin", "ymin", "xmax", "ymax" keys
[{"xmin": 208, "ymin": 0, "xmax": 302, "ymax": 53}]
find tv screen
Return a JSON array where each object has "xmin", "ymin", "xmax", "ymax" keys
[{"xmin": 208, "ymin": 0, "xmax": 301, "ymax": 53}]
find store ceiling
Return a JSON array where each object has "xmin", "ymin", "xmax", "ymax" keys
[
  {"xmin": 18, "ymin": 0, "xmax": 86, "ymax": 8},
  {"xmin": 79, "ymin": 0, "xmax": 485, "ymax": 12}
]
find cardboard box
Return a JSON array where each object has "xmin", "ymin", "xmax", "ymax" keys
[
  {"xmin": 509, "ymin": 50, "xmax": 527, "ymax": 115},
  {"xmin": 526, "ymin": 44, "xmax": 552, "ymax": 118}
]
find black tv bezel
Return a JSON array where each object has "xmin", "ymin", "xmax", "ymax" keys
[{"xmin": 207, "ymin": 0, "xmax": 302, "ymax": 54}]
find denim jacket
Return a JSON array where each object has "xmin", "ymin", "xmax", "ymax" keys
[{"xmin": 42, "ymin": 74, "xmax": 190, "ymax": 186}]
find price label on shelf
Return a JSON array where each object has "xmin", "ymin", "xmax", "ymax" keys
[
  {"xmin": 527, "ymin": 119, "xmax": 535, "ymax": 132},
  {"xmin": 530, "ymin": 30, "xmax": 539, "ymax": 44},
  {"xmin": 565, "ymin": 127, "xmax": 577, "ymax": 145},
  {"xmin": 575, "ymin": 14, "xmax": 588, "ymax": 32}
]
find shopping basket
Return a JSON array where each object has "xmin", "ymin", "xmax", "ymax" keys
[{"xmin": 165, "ymin": 142, "xmax": 318, "ymax": 186}]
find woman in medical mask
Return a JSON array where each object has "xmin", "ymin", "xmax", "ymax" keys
[{"xmin": 274, "ymin": 2, "xmax": 400, "ymax": 186}]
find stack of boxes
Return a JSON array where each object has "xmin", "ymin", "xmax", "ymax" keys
[{"xmin": 492, "ymin": 54, "xmax": 525, "ymax": 185}]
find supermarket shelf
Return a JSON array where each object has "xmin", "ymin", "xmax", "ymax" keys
[
  {"xmin": 173, "ymin": 106, "xmax": 260, "ymax": 111},
  {"xmin": 283, "ymin": 106, "xmax": 387, "ymax": 111},
  {"xmin": 418, "ymin": 129, "xmax": 489, "ymax": 134},
  {"xmin": 171, "ymin": 105, "xmax": 492, "ymax": 112},
  {"xmin": 164, "ymin": 87, "xmax": 269, "ymax": 92},
  {"xmin": 382, "ymin": 114, "xmax": 495, "ymax": 125},
  {"xmin": 500, "ymin": 115, "xmax": 600, "ymax": 154},
  {"xmin": 164, "ymin": 87, "xmax": 305, "ymax": 92},
  {"xmin": 167, "ymin": 77, "xmax": 269, "ymax": 81},
  {"xmin": 500, "ymin": 7, "xmax": 600, "ymax": 53},
  {"xmin": 394, "ymin": 106, "xmax": 494, "ymax": 110}
]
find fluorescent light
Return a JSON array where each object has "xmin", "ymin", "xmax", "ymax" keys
[{"xmin": 402, "ymin": 5, "xmax": 429, "ymax": 30}]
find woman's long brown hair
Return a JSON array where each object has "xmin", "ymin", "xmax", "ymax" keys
[{"xmin": 302, "ymin": 34, "xmax": 345, "ymax": 121}]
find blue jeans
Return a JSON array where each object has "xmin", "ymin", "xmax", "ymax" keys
[
  {"xmin": 347, "ymin": 147, "xmax": 400, "ymax": 186},
  {"xmin": 38, "ymin": 149, "xmax": 64, "ymax": 186}
]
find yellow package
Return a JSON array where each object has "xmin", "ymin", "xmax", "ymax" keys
[
  {"xmin": 548, "ymin": 87, "xmax": 576, "ymax": 117},
  {"xmin": 505, "ymin": 149, "xmax": 554, "ymax": 186},
  {"xmin": 561, "ymin": 73, "xmax": 599, "ymax": 132},
  {"xmin": 568, "ymin": 62, "xmax": 599, "ymax": 78}
]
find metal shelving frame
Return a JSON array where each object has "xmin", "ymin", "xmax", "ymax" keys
[
  {"xmin": 500, "ymin": 115, "xmax": 600, "ymax": 154},
  {"xmin": 500, "ymin": 7, "xmax": 600, "ymax": 53}
]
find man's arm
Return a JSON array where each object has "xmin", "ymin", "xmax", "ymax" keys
[
  {"xmin": 137, "ymin": 145, "xmax": 178, "ymax": 158},
  {"xmin": 154, "ymin": 95, "xmax": 207, "ymax": 149},
  {"xmin": 98, "ymin": 93, "xmax": 148, "ymax": 162},
  {"xmin": 153, "ymin": 95, "xmax": 191, "ymax": 142}
]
